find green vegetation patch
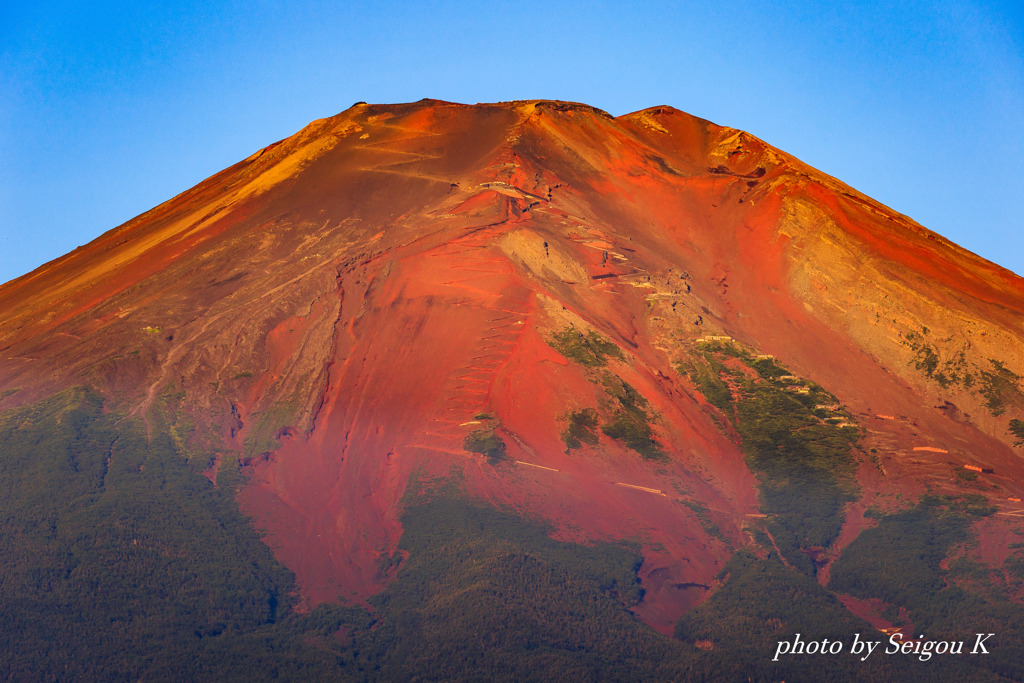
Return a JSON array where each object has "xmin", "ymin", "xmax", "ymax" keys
[
  {"xmin": 0, "ymin": 389, "xmax": 349, "ymax": 680},
  {"xmin": 828, "ymin": 495, "xmax": 1022, "ymax": 680},
  {"xmin": 909, "ymin": 334, "xmax": 940, "ymax": 378},
  {"xmin": 955, "ymin": 467, "xmax": 980, "ymax": 484},
  {"xmin": 1006, "ymin": 554, "xmax": 1024, "ymax": 581},
  {"xmin": 1010, "ymin": 418, "xmax": 1024, "ymax": 448},
  {"xmin": 674, "ymin": 552, "xmax": 927, "ymax": 681},
  {"xmin": 677, "ymin": 354, "xmax": 733, "ymax": 414},
  {"xmin": 979, "ymin": 359, "xmax": 1023, "ymax": 417},
  {"xmin": 463, "ymin": 413, "xmax": 507, "ymax": 461},
  {"xmin": 464, "ymin": 428, "xmax": 507, "ymax": 461},
  {"xmin": 561, "ymin": 407, "xmax": 599, "ymax": 450},
  {"xmin": 901, "ymin": 329, "xmax": 1024, "ymax": 417},
  {"xmin": 829, "ymin": 495, "xmax": 979, "ymax": 609},
  {"xmin": 901, "ymin": 330, "xmax": 974, "ymax": 390},
  {"xmin": 599, "ymin": 374, "xmax": 665, "ymax": 460},
  {"xmin": 677, "ymin": 342, "xmax": 859, "ymax": 572},
  {"xmin": 549, "ymin": 326, "xmax": 623, "ymax": 367},
  {"xmin": 548, "ymin": 325, "xmax": 666, "ymax": 460},
  {"xmin": 601, "ymin": 411, "xmax": 661, "ymax": 459}
]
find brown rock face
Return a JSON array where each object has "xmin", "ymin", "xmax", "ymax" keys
[{"xmin": 2, "ymin": 99, "xmax": 1022, "ymax": 629}]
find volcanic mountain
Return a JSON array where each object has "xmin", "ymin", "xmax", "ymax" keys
[{"xmin": 1, "ymin": 99, "xmax": 1023, "ymax": 680}]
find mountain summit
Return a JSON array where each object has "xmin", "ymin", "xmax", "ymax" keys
[{"xmin": 2, "ymin": 100, "xmax": 1022, "ymax": 680}]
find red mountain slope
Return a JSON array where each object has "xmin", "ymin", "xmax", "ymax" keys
[{"xmin": 1, "ymin": 99, "xmax": 1022, "ymax": 632}]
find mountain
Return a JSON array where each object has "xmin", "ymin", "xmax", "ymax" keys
[{"xmin": 1, "ymin": 99, "xmax": 1022, "ymax": 680}]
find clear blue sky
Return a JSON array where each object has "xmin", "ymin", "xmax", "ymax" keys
[{"xmin": 2, "ymin": 1, "xmax": 1022, "ymax": 283}]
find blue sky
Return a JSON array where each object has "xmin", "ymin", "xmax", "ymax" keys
[{"xmin": 2, "ymin": 1, "xmax": 1022, "ymax": 283}]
